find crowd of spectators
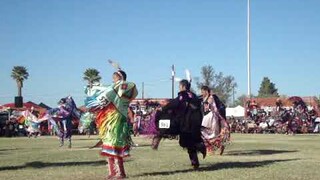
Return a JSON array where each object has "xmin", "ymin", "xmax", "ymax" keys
[{"xmin": 228, "ymin": 99, "xmax": 320, "ymax": 134}]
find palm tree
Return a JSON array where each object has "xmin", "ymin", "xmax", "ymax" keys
[
  {"xmin": 11, "ymin": 66, "xmax": 29, "ymax": 97},
  {"xmin": 83, "ymin": 68, "xmax": 102, "ymax": 87}
]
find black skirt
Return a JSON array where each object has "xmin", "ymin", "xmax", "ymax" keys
[
  {"xmin": 155, "ymin": 109, "xmax": 203, "ymax": 148},
  {"xmin": 179, "ymin": 109, "xmax": 203, "ymax": 148},
  {"xmin": 155, "ymin": 110, "xmax": 180, "ymax": 136}
]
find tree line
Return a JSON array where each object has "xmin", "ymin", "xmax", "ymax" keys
[{"xmin": 10, "ymin": 65, "xmax": 281, "ymax": 107}]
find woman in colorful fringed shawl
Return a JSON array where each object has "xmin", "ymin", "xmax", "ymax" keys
[
  {"xmin": 15, "ymin": 109, "xmax": 40, "ymax": 138},
  {"xmin": 200, "ymin": 90, "xmax": 231, "ymax": 156},
  {"xmin": 85, "ymin": 69, "xmax": 138, "ymax": 179},
  {"xmin": 13, "ymin": 108, "xmax": 47, "ymax": 138},
  {"xmin": 56, "ymin": 96, "xmax": 80, "ymax": 148}
]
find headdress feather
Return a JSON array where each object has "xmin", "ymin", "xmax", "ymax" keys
[{"xmin": 108, "ymin": 59, "xmax": 121, "ymax": 70}]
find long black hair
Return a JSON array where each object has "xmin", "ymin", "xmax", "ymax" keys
[
  {"xmin": 179, "ymin": 79, "xmax": 191, "ymax": 91},
  {"xmin": 201, "ymin": 85, "xmax": 210, "ymax": 94},
  {"xmin": 113, "ymin": 70, "xmax": 127, "ymax": 81}
]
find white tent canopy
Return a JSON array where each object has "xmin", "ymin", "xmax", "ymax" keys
[{"xmin": 226, "ymin": 105, "xmax": 245, "ymax": 117}]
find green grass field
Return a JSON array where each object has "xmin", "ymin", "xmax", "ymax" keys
[{"xmin": 0, "ymin": 134, "xmax": 320, "ymax": 180}]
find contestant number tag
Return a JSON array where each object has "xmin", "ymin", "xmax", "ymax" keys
[{"xmin": 159, "ymin": 119, "xmax": 170, "ymax": 129}]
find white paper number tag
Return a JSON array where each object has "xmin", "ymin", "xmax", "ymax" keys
[{"xmin": 159, "ymin": 119, "xmax": 171, "ymax": 129}]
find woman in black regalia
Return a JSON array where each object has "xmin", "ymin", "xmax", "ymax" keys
[{"xmin": 153, "ymin": 79, "xmax": 206, "ymax": 169}]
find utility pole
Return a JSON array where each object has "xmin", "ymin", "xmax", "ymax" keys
[{"xmin": 142, "ymin": 82, "xmax": 144, "ymax": 99}]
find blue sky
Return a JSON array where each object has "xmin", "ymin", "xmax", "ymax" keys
[{"xmin": 0, "ymin": 0, "xmax": 320, "ymax": 107}]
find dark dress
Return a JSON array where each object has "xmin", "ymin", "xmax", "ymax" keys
[{"xmin": 160, "ymin": 90, "xmax": 203, "ymax": 149}]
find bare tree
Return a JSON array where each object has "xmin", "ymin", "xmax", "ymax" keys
[{"xmin": 196, "ymin": 65, "xmax": 237, "ymax": 104}]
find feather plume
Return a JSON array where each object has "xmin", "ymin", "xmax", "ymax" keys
[
  {"xmin": 108, "ymin": 59, "xmax": 121, "ymax": 70},
  {"xmin": 174, "ymin": 77, "xmax": 182, "ymax": 82},
  {"xmin": 185, "ymin": 69, "xmax": 192, "ymax": 83}
]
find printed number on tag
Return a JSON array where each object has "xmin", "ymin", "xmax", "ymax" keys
[{"xmin": 159, "ymin": 119, "xmax": 170, "ymax": 129}]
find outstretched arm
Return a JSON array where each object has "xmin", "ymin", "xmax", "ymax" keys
[{"xmin": 162, "ymin": 96, "xmax": 180, "ymax": 112}]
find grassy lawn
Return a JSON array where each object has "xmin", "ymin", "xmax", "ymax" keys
[{"xmin": 0, "ymin": 134, "xmax": 320, "ymax": 180}]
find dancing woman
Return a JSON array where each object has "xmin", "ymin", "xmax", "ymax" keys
[
  {"xmin": 200, "ymin": 86, "xmax": 230, "ymax": 155},
  {"xmin": 55, "ymin": 97, "xmax": 80, "ymax": 148},
  {"xmin": 85, "ymin": 64, "xmax": 138, "ymax": 179},
  {"xmin": 42, "ymin": 96, "xmax": 79, "ymax": 148},
  {"xmin": 20, "ymin": 108, "xmax": 41, "ymax": 138},
  {"xmin": 156, "ymin": 79, "xmax": 206, "ymax": 169}
]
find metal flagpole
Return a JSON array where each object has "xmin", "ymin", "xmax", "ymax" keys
[{"xmin": 247, "ymin": 0, "xmax": 251, "ymax": 98}]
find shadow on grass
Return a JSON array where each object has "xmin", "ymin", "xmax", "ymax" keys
[
  {"xmin": 77, "ymin": 146, "xmax": 100, "ymax": 149},
  {"xmin": 0, "ymin": 148, "xmax": 19, "ymax": 155},
  {"xmin": 76, "ymin": 138, "xmax": 99, "ymax": 141},
  {"xmin": 0, "ymin": 160, "xmax": 106, "ymax": 171},
  {"xmin": 78, "ymin": 144, "xmax": 152, "ymax": 149},
  {"xmin": 134, "ymin": 159, "xmax": 299, "ymax": 177},
  {"xmin": 0, "ymin": 148, "xmax": 19, "ymax": 152},
  {"xmin": 225, "ymin": 149, "xmax": 298, "ymax": 156}
]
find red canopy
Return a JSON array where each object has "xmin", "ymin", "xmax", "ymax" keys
[{"xmin": 2, "ymin": 101, "xmax": 46, "ymax": 113}]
